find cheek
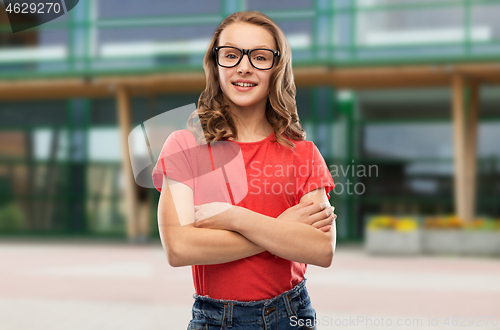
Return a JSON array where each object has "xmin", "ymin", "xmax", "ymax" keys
[
  {"xmin": 218, "ymin": 69, "xmax": 230, "ymax": 88},
  {"xmin": 259, "ymin": 74, "xmax": 272, "ymax": 93}
]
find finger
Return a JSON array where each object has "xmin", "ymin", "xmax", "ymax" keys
[
  {"xmin": 319, "ymin": 225, "xmax": 331, "ymax": 232},
  {"xmin": 305, "ymin": 201, "xmax": 330, "ymax": 216},
  {"xmin": 307, "ymin": 207, "xmax": 334, "ymax": 225},
  {"xmin": 293, "ymin": 200, "xmax": 313, "ymax": 209},
  {"xmin": 195, "ymin": 219, "xmax": 210, "ymax": 228},
  {"xmin": 194, "ymin": 204, "xmax": 207, "ymax": 211},
  {"xmin": 311, "ymin": 215, "xmax": 334, "ymax": 229},
  {"xmin": 283, "ymin": 200, "xmax": 313, "ymax": 216}
]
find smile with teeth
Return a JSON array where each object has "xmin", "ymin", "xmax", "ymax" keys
[{"xmin": 232, "ymin": 82, "xmax": 257, "ymax": 87}]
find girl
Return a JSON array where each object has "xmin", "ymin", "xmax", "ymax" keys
[{"xmin": 152, "ymin": 11, "xmax": 336, "ymax": 330}]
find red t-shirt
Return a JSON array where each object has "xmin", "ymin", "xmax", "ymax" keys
[{"xmin": 152, "ymin": 128, "xmax": 335, "ymax": 301}]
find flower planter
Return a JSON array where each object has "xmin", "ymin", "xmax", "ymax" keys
[
  {"xmin": 421, "ymin": 229, "xmax": 463, "ymax": 255},
  {"xmin": 364, "ymin": 215, "xmax": 500, "ymax": 256},
  {"xmin": 365, "ymin": 229, "xmax": 422, "ymax": 256},
  {"xmin": 461, "ymin": 231, "xmax": 500, "ymax": 256}
]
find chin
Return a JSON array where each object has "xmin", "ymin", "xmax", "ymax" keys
[
  {"xmin": 224, "ymin": 93, "xmax": 250, "ymax": 105},
  {"xmin": 231, "ymin": 99, "xmax": 259, "ymax": 107},
  {"xmin": 227, "ymin": 93, "xmax": 267, "ymax": 108}
]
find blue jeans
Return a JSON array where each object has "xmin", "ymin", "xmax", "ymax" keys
[{"xmin": 187, "ymin": 278, "xmax": 317, "ymax": 330}]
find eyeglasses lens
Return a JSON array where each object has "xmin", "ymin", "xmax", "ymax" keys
[{"xmin": 218, "ymin": 47, "xmax": 274, "ymax": 70}]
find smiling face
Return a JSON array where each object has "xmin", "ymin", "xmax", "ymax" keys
[{"xmin": 217, "ymin": 22, "xmax": 277, "ymax": 110}]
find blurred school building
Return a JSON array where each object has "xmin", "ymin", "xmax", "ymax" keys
[{"xmin": 0, "ymin": 0, "xmax": 499, "ymax": 243}]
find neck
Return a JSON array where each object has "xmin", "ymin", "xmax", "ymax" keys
[{"xmin": 226, "ymin": 97, "xmax": 274, "ymax": 141}]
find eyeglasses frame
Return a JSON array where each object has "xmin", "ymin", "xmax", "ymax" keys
[{"xmin": 213, "ymin": 46, "xmax": 280, "ymax": 71}]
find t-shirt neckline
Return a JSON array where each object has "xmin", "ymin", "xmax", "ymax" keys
[{"xmin": 228, "ymin": 130, "xmax": 275, "ymax": 145}]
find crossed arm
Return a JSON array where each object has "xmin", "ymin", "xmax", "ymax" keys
[{"xmin": 157, "ymin": 175, "xmax": 336, "ymax": 268}]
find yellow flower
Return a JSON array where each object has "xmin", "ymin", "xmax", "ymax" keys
[{"xmin": 395, "ymin": 217, "xmax": 418, "ymax": 232}]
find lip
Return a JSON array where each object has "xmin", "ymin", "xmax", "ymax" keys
[
  {"xmin": 232, "ymin": 79, "xmax": 258, "ymax": 85},
  {"xmin": 232, "ymin": 84, "xmax": 257, "ymax": 92},
  {"xmin": 231, "ymin": 80, "xmax": 258, "ymax": 92}
]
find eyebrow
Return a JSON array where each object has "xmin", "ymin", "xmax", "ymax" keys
[{"xmin": 222, "ymin": 42, "xmax": 273, "ymax": 49}]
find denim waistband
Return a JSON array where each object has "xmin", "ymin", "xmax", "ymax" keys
[{"xmin": 191, "ymin": 278, "xmax": 311, "ymax": 326}]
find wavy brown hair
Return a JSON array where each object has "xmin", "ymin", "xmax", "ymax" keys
[{"xmin": 187, "ymin": 11, "xmax": 305, "ymax": 148}]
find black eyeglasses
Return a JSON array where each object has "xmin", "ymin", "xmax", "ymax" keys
[{"xmin": 214, "ymin": 46, "xmax": 280, "ymax": 70}]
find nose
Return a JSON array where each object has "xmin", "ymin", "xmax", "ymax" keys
[{"xmin": 237, "ymin": 53, "xmax": 253, "ymax": 74}]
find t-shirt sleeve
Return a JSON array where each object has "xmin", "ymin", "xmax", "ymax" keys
[
  {"xmin": 151, "ymin": 131, "xmax": 195, "ymax": 194},
  {"xmin": 297, "ymin": 142, "xmax": 335, "ymax": 201}
]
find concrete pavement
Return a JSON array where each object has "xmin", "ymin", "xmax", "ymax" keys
[{"xmin": 0, "ymin": 240, "xmax": 499, "ymax": 330}]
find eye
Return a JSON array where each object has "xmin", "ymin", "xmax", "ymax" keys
[
  {"xmin": 254, "ymin": 55, "xmax": 267, "ymax": 62},
  {"xmin": 225, "ymin": 53, "xmax": 238, "ymax": 59}
]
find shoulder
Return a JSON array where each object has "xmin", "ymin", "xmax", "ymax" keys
[
  {"xmin": 157, "ymin": 129, "xmax": 200, "ymax": 157},
  {"xmin": 279, "ymin": 133, "xmax": 314, "ymax": 154},
  {"xmin": 168, "ymin": 129, "xmax": 198, "ymax": 147},
  {"xmin": 279, "ymin": 134, "xmax": 326, "ymax": 165},
  {"xmin": 170, "ymin": 128, "xmax": 193, "ymax": 140}
]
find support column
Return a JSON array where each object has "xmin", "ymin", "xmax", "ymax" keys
[
  {"xmin": 116, "ymin": 85, "xmax": 138, "ymax": 240},
  {"xmin": 466, "ymin": 82, "xmax": 479, "ymax": 223},
  {"xmin": 451, "ymin": 74, "xmax": 479, "ymax": 223}
]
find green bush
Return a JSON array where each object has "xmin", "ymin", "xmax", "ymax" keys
[{"xmin": 0, "ymin": 203, "xmax": 26, "ymax": 231}]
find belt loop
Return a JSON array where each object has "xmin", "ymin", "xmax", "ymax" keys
[
  {"xmin": 227, "ymin": 302, "xmax": 233, "ymax": 328},
  {"xmin": 283, "ymin": 293, "xmax": 296, "ymax": 318},
  {"xmin": 223, "ymin": 302, "xmax": 233, "ymax": 328}
]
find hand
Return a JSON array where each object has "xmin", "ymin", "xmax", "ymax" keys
[
  {"xmin": 277, "ymin": 200, "xmax": 336, "ymax": 232},
  {"xmin": 194, "ymin": 202, "xmax": 235, "ymax": 230},
  {"xmin": 194, "ymin": 202, "xmax": 233, "ymax": 222}
]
